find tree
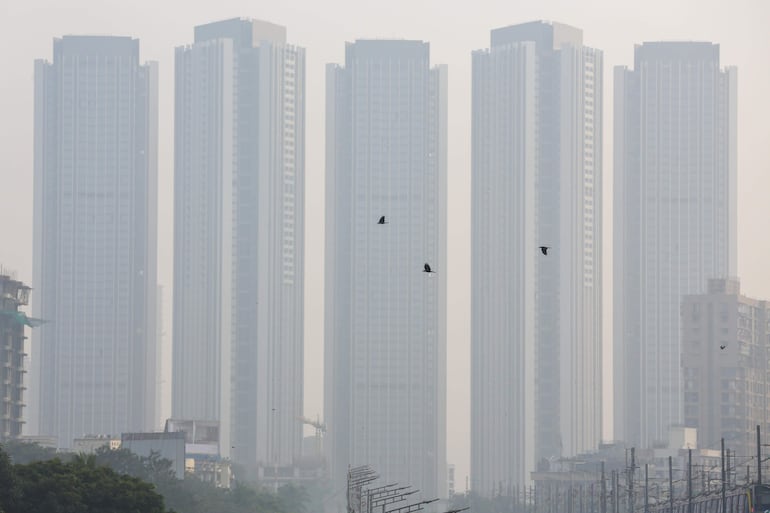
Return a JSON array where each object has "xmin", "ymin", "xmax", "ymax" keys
[
  {"xmin": 0, "ymin": 445, "xmax": 169, "ymax": 513},
  {"xmin": 17, "ymin": 458, "xmax": 168, "ymax": 513},
  {"xmin": 0, "ymin": 447, "xmax": 19, "ymax": 513},
  {"xmin": 1, "ymin": 442, "xmax": 317, "ymax": 513},
  {"xmin": 1, "ymin": 440, "xmax": 59, "ymax": 465},
  {"xmin": 276, "ymin": 482, "xmax": 309, "ymax": 513}
]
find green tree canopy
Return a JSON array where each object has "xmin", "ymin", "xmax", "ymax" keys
[
  {"xmin": 0, "ymin": 448, "xmax": 167, "ymax": 513},
  {"xmin": 0, "ymin": 442, "xmax": 316, "ymax": 513}
]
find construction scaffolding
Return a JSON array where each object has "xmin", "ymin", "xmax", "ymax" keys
[{"xmin": 0, "ymin": 273, "xmax": 32, "ymax": 442}]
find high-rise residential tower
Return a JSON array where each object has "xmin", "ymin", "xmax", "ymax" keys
[
  {"xmin": 325, "ymin": 40, "xmax": 447, "ymax": 498},
  {"xmin": 471, "ymin": 21, "xmax": 603, "ymax": 493},
  {"xmin": 173, "ymin": 18, "xmax": 305, "ymax": 473},
  {"xmin": 614, "ymin": 42, "xmax": 737, "ymax": 448},
  {"xmin": 32, "ymin": 36, "xmax": 158, "ymax": 446}
]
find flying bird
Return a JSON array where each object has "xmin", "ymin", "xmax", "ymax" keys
[
  {"xmin": 720, "ymin": 344, "xmax": 727, "ymax": 350},
  {"xmin": 377, "ymin": 216, "xmax": 388, "ymax": 225},
  {"xmin": 539, "ymin": 246, "xmax": 550, "ymax": 255},
  {"xmin": 423, "ymin": 263, "xmax": 435, "ymax": 274}
]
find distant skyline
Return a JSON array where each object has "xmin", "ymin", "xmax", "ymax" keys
[{"xmin": 1, "ymin": 0, "xmax": 768, "ymax": 486}]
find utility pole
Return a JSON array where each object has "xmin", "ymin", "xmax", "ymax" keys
[
  {"xmin": 644, "ymin": 464, "xmax": 649, "ymax": 513},
  {"xmin": 601, "ymin": 462, "xmax": 607, "ymax": 513},
  {"xmin": 610, "ymin": 471, "xmax": 615, "ymax": 513},
  {"xmin": 721, "ymin": 438, "xmax": 727, "ymax": 513},
  {"xmin": 532, "ymin": 485, "xmax": 537, "ymax": 513},
  {"xmin": 669, "ymin": 456, "xmax": 674, "ymax": 513},
  {"xmin": 758, "ymin": 425, "xmax": 763, "ymax": 485},
  {"xmin": 628, "ymin": 448, "xmax": 635, "ymax": 513},
  {"xmin": 687, "ymin": 448, "xmax": 693, "ymax": 513},
  {"xmin": 697, "ymin": 464, "xmax": 703, "ymax": 494}
]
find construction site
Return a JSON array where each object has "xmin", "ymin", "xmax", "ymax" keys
[{"xmin": 0, "ymin": 270, "xmax": 33, "ymax": 442}]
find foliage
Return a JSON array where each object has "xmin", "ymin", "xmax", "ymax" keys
[
  {"xmin": 0, "ymin": 446, "xmax": 167, "ymax": 513},
  {"xmin": 1, "ymin": 440, "xmax": 60, "ymax": 465},
  {"xmin": 0, "ymin": 448, "xmax": 19, "ymax": 513},
  {"xmin": 0, "ymin": 442, "xmax": 315, "ymax": 513}
]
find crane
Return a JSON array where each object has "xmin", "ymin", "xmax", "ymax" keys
[{"xmin": 297, "ymin": 415, "xmax": 326, "ymax": 457}]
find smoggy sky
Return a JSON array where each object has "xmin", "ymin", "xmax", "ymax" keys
[{"xmin": 1, "ymin": 0, "xmax": 768, "ymax": 488}]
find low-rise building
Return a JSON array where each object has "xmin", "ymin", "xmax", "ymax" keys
[{"xmin": 72, "ymin": 435, "xmax": 121, "ymax": 454}]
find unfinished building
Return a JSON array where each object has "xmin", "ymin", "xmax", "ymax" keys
[{"xmin": 0, "ymin": 273, "xmax": 32, "ymax": 442}]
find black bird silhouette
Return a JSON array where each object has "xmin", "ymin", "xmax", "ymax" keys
[
  {"xmin": 539, "ymin": 246, "xmax": 550, "ymax": 255},
  {"xmin": 423, "ymin": 263, "xmax": 435, "ymax": 274},
  {"xmin": 377, "ymin": 216, "xmax": 388, "ymax": 225},
  {"xmin": 720, "ymin": 344, "xmax": 727, "ymax": 350}
]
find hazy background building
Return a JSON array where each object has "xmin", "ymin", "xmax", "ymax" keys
[
  {"xmin": 155, "ymin": 284, "xmax": 164, "ymax": 429},
  {"xmin": 173, "ymin": 18, "xmax": 305, "ymax": 474},
  {"xmin": 681, "ymin": 278, "xmax": 769, "ymax": 459},
  {"xmin": 471, "ymin": 21, "xmax": 603, "ymax": 494},
  {"xmin": 325, "ymin": 39, "xmax": 447, "ymax": 498},
  {"xmin": 30, "ymin": 35, "xmax": 158, "ymax": 447},
  {"xmin": 614, "ymin": 42, "xmax": 737, "ymax": 448}
]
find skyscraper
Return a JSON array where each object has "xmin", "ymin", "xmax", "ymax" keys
[
  {"xmin": 173, "ymin": 18, "xmax": 305, "ymax": 472},
  {"xmin": 32, "ymin": 35, "xmax": 158, "ymax": 446},
  {"xmin": 325, "ymin": 40, "xmax": 447, "ymax": 498},
  {"xmin": 614, "ymin": 42, "xmax": 737, "ymax": 448},
  {"xmin": 471, "ymin": 21, "xmax": 602, "ymax": 493}
]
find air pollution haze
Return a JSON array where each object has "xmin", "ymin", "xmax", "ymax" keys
[{"xmin": 1, "ymin": 0, "xmax": 769, "ymax": 492}]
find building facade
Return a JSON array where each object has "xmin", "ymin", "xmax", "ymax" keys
[
  {"xmin": 681, "ymin": 278, "xmax": 770, "ymax": 459},
  {"xmin": 0, "ymin": 274, "xmax": 31, "ymax": 442},
  {"xmin": 471, "ymin": 21, "xmax": 603, "ymax": 494},
  {"xmin": 325, "ymin": 40, "xmax": 448, "ymax": 499},
  {"xmin": 173, "ymin": 18, "xmax": 305, "ymax": 472},
  {"xmin": 614, "ymin": 42, "xmax": 737, "ymax": 448},
  {"xmin": 32, "ymin": 36, "xmax": 158, "ymax": 446}
]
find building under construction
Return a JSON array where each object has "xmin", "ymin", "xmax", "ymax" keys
[{"xmin": 0, "ymin": 273, "xmax": 32, "ymax": 442}]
